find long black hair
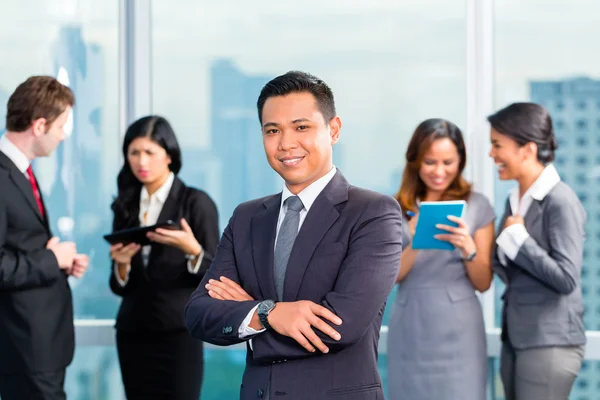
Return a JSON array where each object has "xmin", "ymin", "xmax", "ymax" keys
[
  {"xmin": 111, "ymin": 116, "xmax": 182, "ymax": 227},
  {"xmin": 487, "ymin": 102, "xmax": 558, "ymax": 165}
]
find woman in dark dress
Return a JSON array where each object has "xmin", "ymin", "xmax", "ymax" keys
[{"xmin": 109, "ymin": 115, "xmax": 219, "ymax": 399}]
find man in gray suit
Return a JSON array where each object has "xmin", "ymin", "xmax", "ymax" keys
[{"xmin": 185, "ymin": 71, "xmax": 402, "ymax": 399}]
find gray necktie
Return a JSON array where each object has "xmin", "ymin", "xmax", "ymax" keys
[{"xmin": 274, "ymin": 196, "xmax": 304, "ymax": 301}]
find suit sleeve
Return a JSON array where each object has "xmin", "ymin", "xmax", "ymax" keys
[
  {"xmin": 492, "ymin": 198, "xmax": 510, "ymax": 284},
  {"xmin": 251, "ymin": 195, "xmax": 403, "ymax": 362},
  {"xmin": 109, "ymin": 213, "xmax": 131, "ymax": 297},
  {"xmin": 512, "ymin": 199, "xmax": 585, "ymax": 295},
  {"xmin": 492, "ymin": 251, "xmax": 508, "ymax": 284},
  {"xmin": 0, "ymin": 198, "xmax": 61, "ymax": 290},
  {"xmin": 184, "ymin": 208, "xmax": 261, "ymax": 346},
  {"xmin": 187, "ymin": 190, "xmax": 220, "ymax": 277}
]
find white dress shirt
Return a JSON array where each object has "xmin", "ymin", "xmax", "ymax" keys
[
  {"xmin": 0, "ymin": 134, "xmax": 31, "ymax": 177},
  {"xmin": 114, "ymin": 172, "xmax": 204, "ymax": 286},
  {"xmin": 238, "ymin": 166, "xmax": 338, "ymax": 341},
  {"xmin": 496, "ymin": 164, "xmax": 561, "ymax": 265}
]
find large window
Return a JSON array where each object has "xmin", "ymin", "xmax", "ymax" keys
[
  {"xmin": 493, "ymin": 1, "xmax": 600, "ymax": 398},
  {"xmin": 0, "ymin": 2, "xmax": 121, "ymax": 319},
  {"xmin": 151, "ymin": 0, "xmax": 467, "ymax": 231},
  {"xmin": 0, "ymin": 2, "xmax": 120, "ymax": 398}
]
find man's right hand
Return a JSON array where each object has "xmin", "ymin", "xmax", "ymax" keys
[
  {"xmin": 109, "ymin": 243, "xmax": 141, "ymax": 265},
  {"xmin": 266, "ymin": 300, "xmax": 343, "ymax": 354},
  {"xmin": 46, "ymin": 237, "xmax": 77, "ymax": 269}
]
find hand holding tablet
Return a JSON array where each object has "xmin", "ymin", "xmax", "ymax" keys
[
  {"xmin": 411, "ymin": 200, "xmax": 467, "ymax": 250},
  {"xmin": 103, "ymin": 220, "xmax": 180, "ymax": 246}
]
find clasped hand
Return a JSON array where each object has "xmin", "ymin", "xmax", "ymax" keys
[
  {"xmin": 46, "ymin": 237, "xmax": 89, "ymax": 278},
  {"xmin": 206, "ymin": 277, "xmax": 343, "ymax": 354}
]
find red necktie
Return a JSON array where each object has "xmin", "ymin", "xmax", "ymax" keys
[{"xmin": 26, "ymin": 165, "xmax": 44, "ymax": 217}]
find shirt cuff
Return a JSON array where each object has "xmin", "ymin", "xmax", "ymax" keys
[
  {"xmin": 238, "ymin": 305, "xmax": 266, "ymax": 338},
  {"xmin": 187, "ymin": 248, "xmax": 205, "ymax": 274},
  {"xmin": 496, "ymin": 224, "xmax": 530, "ymax": 261},
  {"xmin": 114, "ymin": 263, "xmax": 130, "ymax": 286}
]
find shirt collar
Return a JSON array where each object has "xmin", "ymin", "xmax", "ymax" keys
[
  {"xmin": 140, "ymin": 172, "xmax": 175, "ymax": 204},
  {"xmin": 509, "ymin": 163, "xmax": 561, "ymax": 208},
  {"xmin": 0, "ymin": 134, "xmax": 30, "ymax": 174},
  {"xmin": 281, "ymin": 166, "xmax": 337, "ymax": 212}
]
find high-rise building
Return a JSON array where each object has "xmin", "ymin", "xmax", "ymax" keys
[{"xmin": 210, "ymin": 60, "xmax": 281, "ymax": 228}]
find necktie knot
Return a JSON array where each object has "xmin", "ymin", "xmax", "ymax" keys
[{"xmin": 285, "ymin": 196, "xmax": 303, "ymax": 212}]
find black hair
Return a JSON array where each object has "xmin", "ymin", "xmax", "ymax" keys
[
  {"xmin": 487, "ymin": 102, "xmax": 558, "ymax": 164},
  {"xmin": 111, "ymin": 116, "xmax": 182, "ymax": 226},
  {"xmin": 256, "ymin": 71, "xmax": 336, "ymax": 124}
]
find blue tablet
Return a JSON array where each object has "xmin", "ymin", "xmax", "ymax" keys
[{"xmin": 412, "ymin": 200, "xmax": 467, "ymax": 250}]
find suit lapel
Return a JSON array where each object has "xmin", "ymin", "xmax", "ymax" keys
[
  {"xmin": 493, "ymin": 198, "xmax": 512, "ymax": 257},
  {"xmin": 524, "ymin": 200, "xmax": 543, "ymax": 232},
  {"xmin": 283, "ymin": 171, "xmax": 348, "ymax": 301},
  {"xmin": 251, "ymin": 194, "xmax": 281, "ymax": 301},
  {"xmin": 0, "ymin": 152, "xmax": 45, "ymax": 225}
]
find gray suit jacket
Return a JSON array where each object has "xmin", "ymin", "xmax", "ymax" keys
[
  {"xmin": 185, "ymin": 171, "xmax": 403, "ymax": 399},
  {"xmin": 493, "ymin": 181, "xmax": 586, "ymax": 350}
]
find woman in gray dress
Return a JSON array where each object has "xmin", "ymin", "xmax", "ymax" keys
[{"xmin": 387, "ymin": 118, "xmax": 495, "ymax": 400}]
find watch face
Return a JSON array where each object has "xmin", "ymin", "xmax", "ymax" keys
[{"xmin": 259, "ymin": 300, "xmax": 275, "ymax": 314}]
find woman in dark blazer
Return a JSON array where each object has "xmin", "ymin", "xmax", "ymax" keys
[
  {"xmin": 109, "ymin": 116, "xmax": 219, "ymax": 400},
  {"xmin": 488, "ymin": 103, "xmax": 586, "ymax": 400}
]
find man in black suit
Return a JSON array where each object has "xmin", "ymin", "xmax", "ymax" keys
[
  {"xmin": 185, "ymin": 71, "xmax": 402, "ymax": 399},
  {"xmin": 0, "ymin": 76, "xmax": 89, "ymax": 400}
]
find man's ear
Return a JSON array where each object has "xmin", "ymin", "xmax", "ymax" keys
[
  {"xmin": 31, "ymin": 118, "xmax": 47, "ymax": 137},
  {"xmin": 329, "ymin": 116, "xmax": 342, "ymax": 145}
]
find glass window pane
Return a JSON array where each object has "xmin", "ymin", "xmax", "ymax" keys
[
  {"xmin": 494, "ymin": 1, "xmax": 600, "ymax": 397},
  {"xmin": 0, "ymin": 2, "xmax": 120, "ymax": 318},
  {"xmin": 151, "ymin": 0, "xmax": 467, "ymax": 329}
]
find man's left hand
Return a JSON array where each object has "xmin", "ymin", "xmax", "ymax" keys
[
  {"xmin": 69, "ymin": 254, "xmax": 89, "ymax": 278},
  {"xmin": 206, "ymin": 276, "xmax": 254, "ymax": 301}
]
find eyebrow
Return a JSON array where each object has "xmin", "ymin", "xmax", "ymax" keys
[
  {"xmin": 262, "ymin": 122, "xmax": 280, "ymax": 129},
  {"xmin": 291, "ymin": 118, "xmax": 310, "ymax": 124},
  {"xmin": 262, "ymin": 118, "xmax": 312, "ymax": 130}
]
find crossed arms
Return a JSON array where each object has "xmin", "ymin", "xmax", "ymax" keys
[{"xmin": 184, "ymin": 195, "xmax": 402, "ymax": 362}]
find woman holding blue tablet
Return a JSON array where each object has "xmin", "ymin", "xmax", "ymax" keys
[
  {"xmin": 387, "ymin": 118, "xmax": 495, "ymax": 400},
  {"xmin": 489, "ymin": 103, "xmax": 585, "ymax": 400}
]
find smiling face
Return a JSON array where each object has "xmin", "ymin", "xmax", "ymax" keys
[
  {"xmin": 261, "ymin": 91, "xmax": 341, "ymax": 194},
  {"xmin": 489, "ymin": 128, "xmax": 536, "ymax": 181},
  {"xmin": 418, "ymin": 137, "xmax": 461, "ymax": 196}
]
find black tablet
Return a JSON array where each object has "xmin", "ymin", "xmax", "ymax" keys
[{"xmin": 103, "ymin": 220, "xmax": 180, "ymax": 246}]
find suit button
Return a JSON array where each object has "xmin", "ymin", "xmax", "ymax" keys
[{"xmin": 257, "ymin": 388, "xmax": 264, "ymax": 398}]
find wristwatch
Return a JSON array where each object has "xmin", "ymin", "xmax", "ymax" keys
[
  {"xmin": 257, "ymin": 300, "xmax": 277, "ymax": 330},
  {"xmin": 462, "ymin": 249, "xmax": 477, "ymax": 262}
]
